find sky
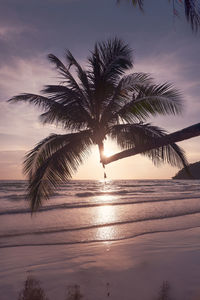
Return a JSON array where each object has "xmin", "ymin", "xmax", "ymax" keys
[{"xmin": 0, "ymin": 0, "xmax": 200, "ymax": 180}]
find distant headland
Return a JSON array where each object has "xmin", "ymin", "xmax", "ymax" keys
[{"xmin": 173, "ymin": 161, "xmax": 200, "ymax": 179}]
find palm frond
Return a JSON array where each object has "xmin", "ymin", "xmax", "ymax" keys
[
  {"xmin": 109, "ymin": 123, "xmax": 188, "ymax": 168},
  {"xmin": 97, "ymin": 38, "xmax": 133, "ymax": 81},
  {"xmin": 100, "ymin": 72, "xmax": 153, "ymax": 125},
  {"xmin": 48, "ymin": 54, "xmax": 68, "ymax": 76},
  {"xmin": 118, "ymin": 72, "xmax": 153, "ymax": 91},
  {"xmin": 131, "ymin": 0, "xmax": 144, "ymax": 9},
  {"xmin": 118, "ymin": 0, "xmax": 200, "ymax": 31},
  {"xmin": 24, "ymin": 131, "xmax": 92, "ymax": 211},
  {"xmin": 87, "ymin": 39, "xmax": 130, "ymax": 121},
  {"xmin": 42, "ymin": 85, "xmax": 79, "ymax": 101},
  {"xmin": 87, "ymin": 38, "xmax": 134, "ymax": 120},
  {"xmin": 8, "ymin": 92, "xmax": 92, "ymax": 130},
  {"xmin": 8, "ymin": 93, "xmax": 56, "ymax": 110},
  {"xmin": 48, "ymin": 54, "xmax": 96, "ymax": 121},
  {"xmin": 88, "ymin": 38, "xmax": 133, "ymax": 88},
  {"xmin": 66, "ymin": 50, "xmax": 92, "ymax": 103},
  {"xmin": 41, "ymin": 84, "xmax": 93, "ymax": 129},
  {"xmin": 39, "ymin": 103, "xmax": 90, "ymax": 131},
  {"xmin": 184, "ymin": 0, "xmax": 200, "ymax": 31},
  {"xmin": 115, "ymin": 82, "xmax": 183, "ymax": 123},
  {"xmin": 117, "ymin": 0, "xmax": 144, "ymax": 10},
  {"xmin": 48, "ymin": 54, "xmax": 89, "ymax": 104}
]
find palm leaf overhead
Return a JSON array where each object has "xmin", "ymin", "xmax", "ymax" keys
[
  {"xmin": 117, "ymin": 0, "xmax": 144, "ymax": 10},
  {"xmin": 184, "ymin": 0, "xmax": 200, "ymax": 31},
  {"xmin": 119, "ymin": 0, "xmax": 200, "ymax": 31},
  {"xmin": 8, "ymin": 38, "xmax": 187, "ymax": 211}
]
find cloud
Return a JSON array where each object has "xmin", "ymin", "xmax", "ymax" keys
[
  {"xmin": 0, "ymin": 25, "xmax": 25, "ymax": 38},
  {"xmin": 0, "ymin": 56, "xmax": 54, "ymax": 97}
]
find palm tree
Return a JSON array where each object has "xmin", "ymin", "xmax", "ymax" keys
[
  {"xmin": 9, "ymin": 38, "xmax": 188, "ymax": 211},
  {"xmin": 118, "ymin": 0, "xmax": 200, "ymax": 32}
]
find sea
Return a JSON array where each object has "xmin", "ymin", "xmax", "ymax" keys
[
  {"xmin": 1, "ymin": 179, "xmax": 200, "ymax": 248},
  {"xmin": 1, "ymin": 179, "xmax": 200, "ymax": 300}
]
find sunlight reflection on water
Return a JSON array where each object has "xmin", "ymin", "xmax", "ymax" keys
[
  {"xmin": 96, "ymin": 194, "xmax": 117, "ymax": 203},
  {"xmin": 94, "ymin": 181, "xmax": 118, "ymax": 241},
  {"xmin": 95, "ymin": 205, "xmax": 117, "ymax": 241}
]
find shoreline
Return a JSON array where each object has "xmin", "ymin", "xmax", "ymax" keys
[
  {"xmin": 1, "ymin": 223, "xmax": 200, "ymax": 249},
  {"xmin": 1, "ymin": 227, "xmax": 200, "ymax": 300}
]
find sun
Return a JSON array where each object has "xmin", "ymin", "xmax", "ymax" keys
[
  {"xmin": 102, "ymin": 140, "xmax": 117, "ymax": 158},
  {"xmin": 103, "ymin": 148, "xmax": 115, "ymax": 158}
]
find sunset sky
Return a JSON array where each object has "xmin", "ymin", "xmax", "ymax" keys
[{"xmin": 0, "ymin": 0, "xmax": 200, "ymax": 180}]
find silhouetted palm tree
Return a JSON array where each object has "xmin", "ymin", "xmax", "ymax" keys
[
  {"xmin": 9, "ymin": 38, "xmax": 187, "ymax": 211},
  {"xmin": 118, "ymin": 0, "xmax": 200, "ymax": 31}
]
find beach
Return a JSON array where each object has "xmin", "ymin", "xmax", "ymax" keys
[{"xmin": 1, "ymin": 180, "xmax": 200, "ymax": 299}]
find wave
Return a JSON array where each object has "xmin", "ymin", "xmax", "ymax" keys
[
  {"xmin": 0, "ymin": 181, "xmax": 27, "ymax": 189},
  {"xmin": 1, "ymin": 209, "xmax": 200, "ymax": 239},
  {"xmin": 1, "ymin": 194, "xmax": 200, "ymax": 216},
  {"xmin": 0, "ymin": 188, "xmax": 190, "ymax": 203},
  {"xmin": 2, "ymin": 187, "xmax": 198, "ymax": 203},
  {"xmin": 75, "ymin": 190, "xmax": 129, "ymax": 197},
  {"xmin": 0, "ymin": 192, "xmax": 70, "ymax": 203},
  {"xmin": 0, "ymin": 194, "xmax": 26, "ymax": 201},
  {"xmin": 1, "ymin": 225, "xmax": 200, "ymax": 249}
]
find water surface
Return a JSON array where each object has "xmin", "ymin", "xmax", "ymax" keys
[{"xmin": 1, "ymin": 179, "xmax": 200, "ymax": 248}]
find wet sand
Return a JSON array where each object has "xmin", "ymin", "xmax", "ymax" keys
[{"xmin": 1, "ymin": 227, "xmax": 200, "ymax": 300}]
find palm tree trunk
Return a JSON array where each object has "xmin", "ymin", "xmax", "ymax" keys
[
  {"xmin": 103, "ymin": 123, "xmax": 200, "ymax": 165},
  {"xmin": 98, "ymin": 141, "xmax": 105, "ymax": 165},
  {"xmin": 98, "ymin": 141, "xmax": 107, "ymax": 178}
]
